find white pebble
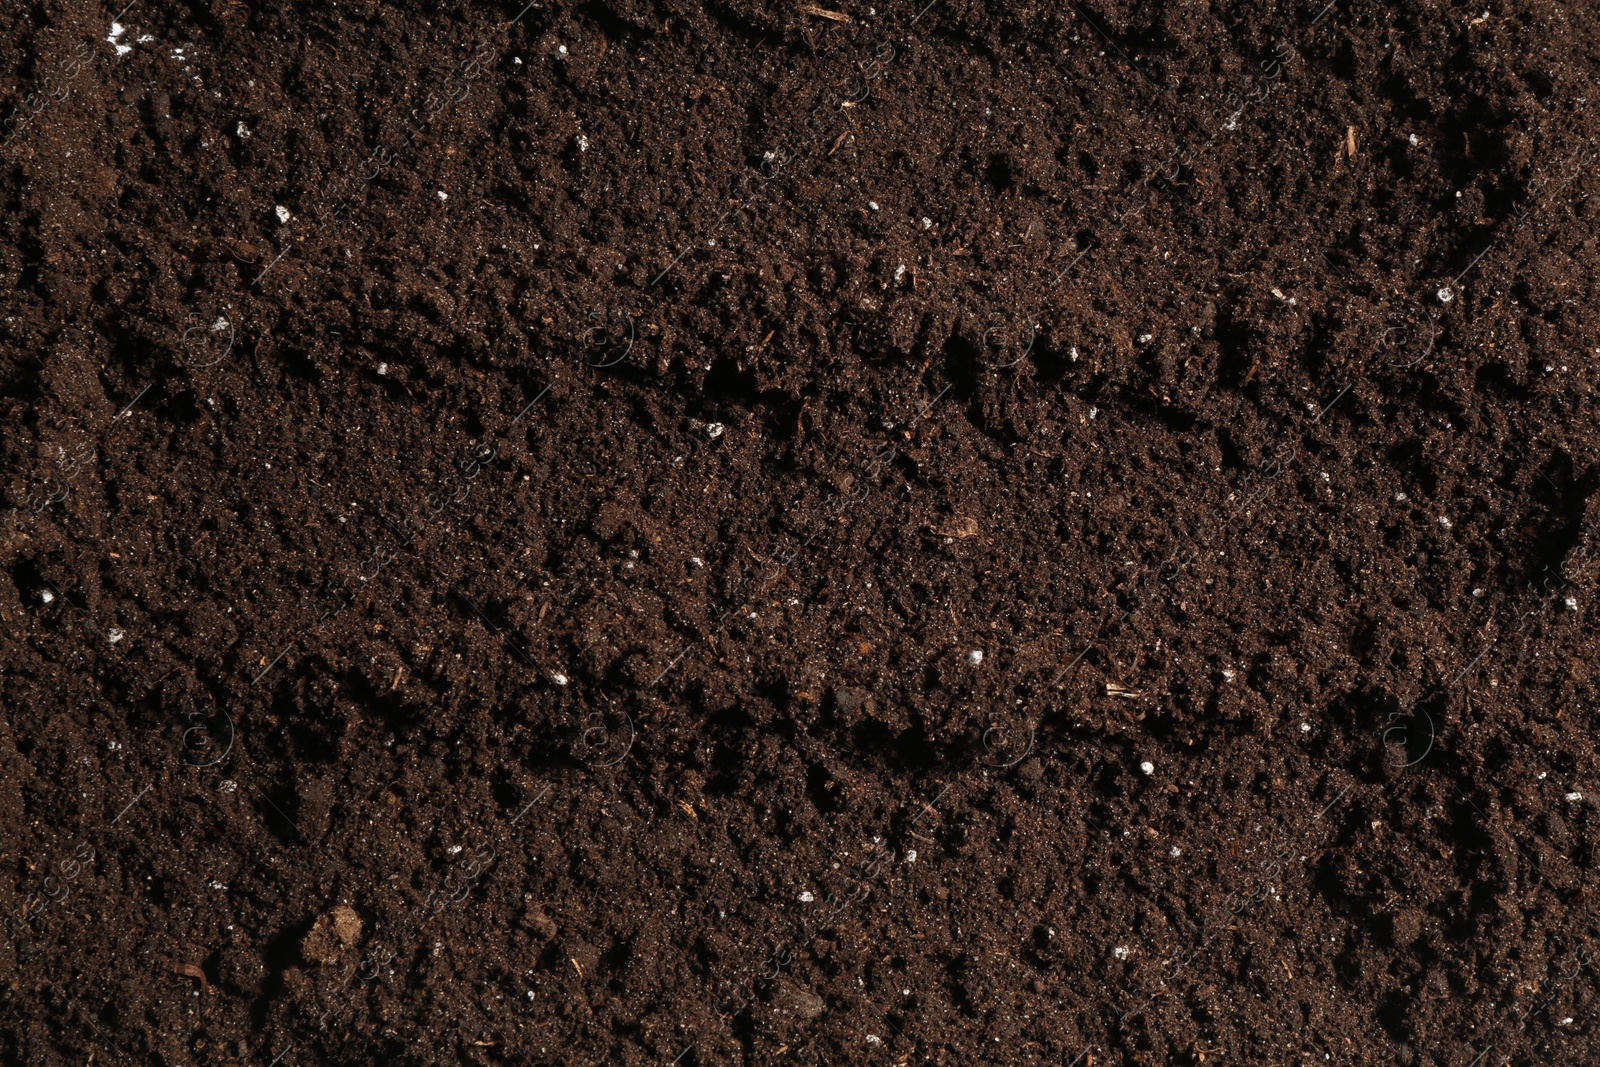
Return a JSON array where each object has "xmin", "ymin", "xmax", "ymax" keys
[
  {"xmin": 1139, "ymin": 760, "xmax": 1155, "ymax": 775},
  {"xmin": 1408, "ymin": 133, "xmax": 1419, "ymax": 146},
  {"xmin": 868, "ymin": 201, "xmax": 880, "ymax": 211},
  {"xmin": 1138, "ymin": 333, "xmax": 1153, "ymax": 344},
  {"xmin": 1472, "ymin": 587, "xmax": 1485, "ymax": 598},
  {"xmin": 275, "ymin": 205, "xmax": 291, "ymax": 224},
  {"xmin": 705, "ymin": 422, "xmax": 725, "ymax": 440},
  {"xmin": 799, "ymin": 891, "xmax": 814, "ymax": 902},
  {"xmin": 236, "ymin": 122, "xmax": 251, "ymax": 139},
  {"xmin": 966, "ymin": 649, "xmax": 984, "ymax": 665},
  {"xmin": 689, "ymin": 557, "xmax": 704, "ymax": 568},
  {"xmin": 437, "ymin": 190, "xmax": 448, "ymax": 200},
  {"xmin": 1299, "ymin": 722, "xmax": 1311, "ymax": 733},
  {"xmin": 1566, "ymin": 791, "xmax": 1584, "ymax": 802},
  {"xmin": 1169, "ymin": 846, "xmax": 1182, "ymax": 857},
  {"xmin": 904, "ymin": 849, "xmax": 917, "ymax": 863},
  {"xmin": 576, "ymin": 134, "xmax": 588, "ymax": 152},
  {"xmin": 1437, "ymin": 286, "xmax": 1454, "ymax": 304},
  {"xmin": 1112, "ymin": 946, "xmax": 1131, "ymax": 960},
  {"xmin": 557, "ymin": 45, "xmax": 568, "ymax": 56},
  {"xmin": 1221, "ymin": 668, "xmax": 1235, "ymax": 682},
  {"xmin": 550, "ymin": 672, "xmax": 569, "ymax": 687},
  {"xmin": 376, "ymin": 362, "xmax": 388, "ymax": 376},
  {"xmin": 1395, "ymin": 492, "xmax": 1408, "ymax": 502},
  {"xmin": 107, "ymin": 627, "xmax": 125, "ymax": 645},
  {"xmin": 920, "ymin": 216, "xmax": 933, "ymax": 229},
  {"xmin": 894, "ymin": 264, "xmax": 906, "ymax": 281},
  {"xmin": 1438, "ymin": 515, "xmax": 1452, "ymax": 528},
  {"xmin": 866, "ymin": 1035, "xmax": 883, "ymax": 1047},
  {"xmin": 1565, "ymin": 597, "xmax": 1578, "ymax": 610}
]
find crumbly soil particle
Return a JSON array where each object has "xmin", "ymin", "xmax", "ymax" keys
[{"xmin": 3, "ymin": 0, "xmax": 1600, "ymax": 1065}]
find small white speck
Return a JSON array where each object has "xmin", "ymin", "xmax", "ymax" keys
[
  {"xmin": 107, "ymin": 627, "xmax": 124, "ymax": 644},
  {"xmin": 575, "ymin": 135, "xmax": 588, "ymax": 152},
  {"xmin": 550, "ymin": 672, "xmax": 569, "ymax": 687},
  {"xmin": 706, "ymin": 422, "xmax": 725, "ymax": 439},
  {"xmin": 1139, "ymin": 760, "xmax": 1155, "ymax": 775},
  {"xmin": 557, "ymin": 45, "xmax": 568, "ymax": 55},
  {"xmin": 1566, "ymin": 791, "xmax": 1583, "ymax": 802},
  {"xmin": 1320, "ymin": 471, "xmax": 1330, "ymax": 481},
  {"xmin": 219, "ymin": 780, "xmax": 238, "ymax": 793},
  {"xmin": 1395, "ymin": 492, "xmax": 1408, "ymax": 502},
  {"xmin": 904, "ymin": 849, "xmax": 916, "ymax": 863},
  {"xmin": 868, "ymin": 201, "xmax": 880, "ymax": 211},
  {"xmin": 894, "ymin": 264, "xmax": 906, "ymax": 281},
  {"xmin": 1169, "ymin": 846, "xmax": 1182, "ymax": 857},
  {"xmin": 920, "ymin": 216, "xmax": 933, "ymax": 229},
  {"xmin": 689, "ymin": 557, "xmax": 704, "ymax": 568},
  {"xmin": 866, "ymin": 1035, "xmax": 883, "ymax": 1047},
  {"xmin": 377, "ymin": 362, "xmax": 388, "ymax": 376},
  {"xmin": 437, "ymin": 190, "xmax": 448, "ymax": 200},
  {"xmin": 1113, "ymin": 946, "xmax": 1131, "ymax": 960},
  {"xmin": 209, "ymin": 880, "xmax": 225, "ymax": 890},
  {"xmin": 1565, "ymin": 597, "xmax": 1578, "ymax": 610},
  {"xmin": 799, "ymin": 891, "xmax": 814, "ymax": 903},
  {"xmin": 1545, "ymin": 363, "xmax": 1554, "ymax": 373},
  {"xmin": 1138, "ymin": 333, "xmax": 1153, "ymax": 344},
  {"xmin": 1438, "ymin": 515, "xmax": 1452, "ymax": 528},
  {"xmin": 237, "ymin": 122, "xmax": 251, "ymax": 139},
  {"xmin": 448, "ymin": 845, "xmax": 462, "ymax": 855},
  {"xmin": 1087, "ymin": 406, "xmax": 1098, "ymax": 419},
  {"xmin": 1221, "ymin": 668, "xmax": 1235, "ymax": 682},
  {"xmin": 1300, "ymin": 722, "xmax": 1311, "ymax": 733},
  {"xmin": 1473, "ymin": 587, "xmax": 1485, "ymax": 598},
  {"xmin": 1437, "ymin": 286, "xmax": 1454, "ymax": 303},
  {"xmin": 1408, "ymin": 133, "xmax": 1419, "ymax": 146},
  {"xmin": 967, "ymin": 649, "xmax": 984, "ymax": 665},
  {"xmin": 39, "ymin": 590, "xmax": 55, "ymax": 604},
  {"xmin": 1562, "ymin": 1017, "xmax": 1574, "ymax": 1025},
  {"xmin": 1070, "ymin": 346, "xmax": 1079, "ymax": 361},
  {"xmin": 275, "ymin": 205, "xmax": 292, "ymax": 224},
  {"xmin": 1539, "ymin": 771, "xmax": 1548, "ymax": 780}
]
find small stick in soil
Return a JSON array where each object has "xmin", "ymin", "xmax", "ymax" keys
[
  {"xmin": 798, "ymin": 4, "xmax": 853, "ymax": 21},
  {"xmin": 172, "ymin": 961, "xmax": 209, "ymax": 994}
]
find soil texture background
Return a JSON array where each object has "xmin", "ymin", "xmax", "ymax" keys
[{"xmin": 3, "ymin": 0, "xmax": 1600, "ymax": 1064}]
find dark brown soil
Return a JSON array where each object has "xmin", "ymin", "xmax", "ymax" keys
[{"xmin": 4, "ymin": 0, "xmax": 1600, "ymax": 1064}]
